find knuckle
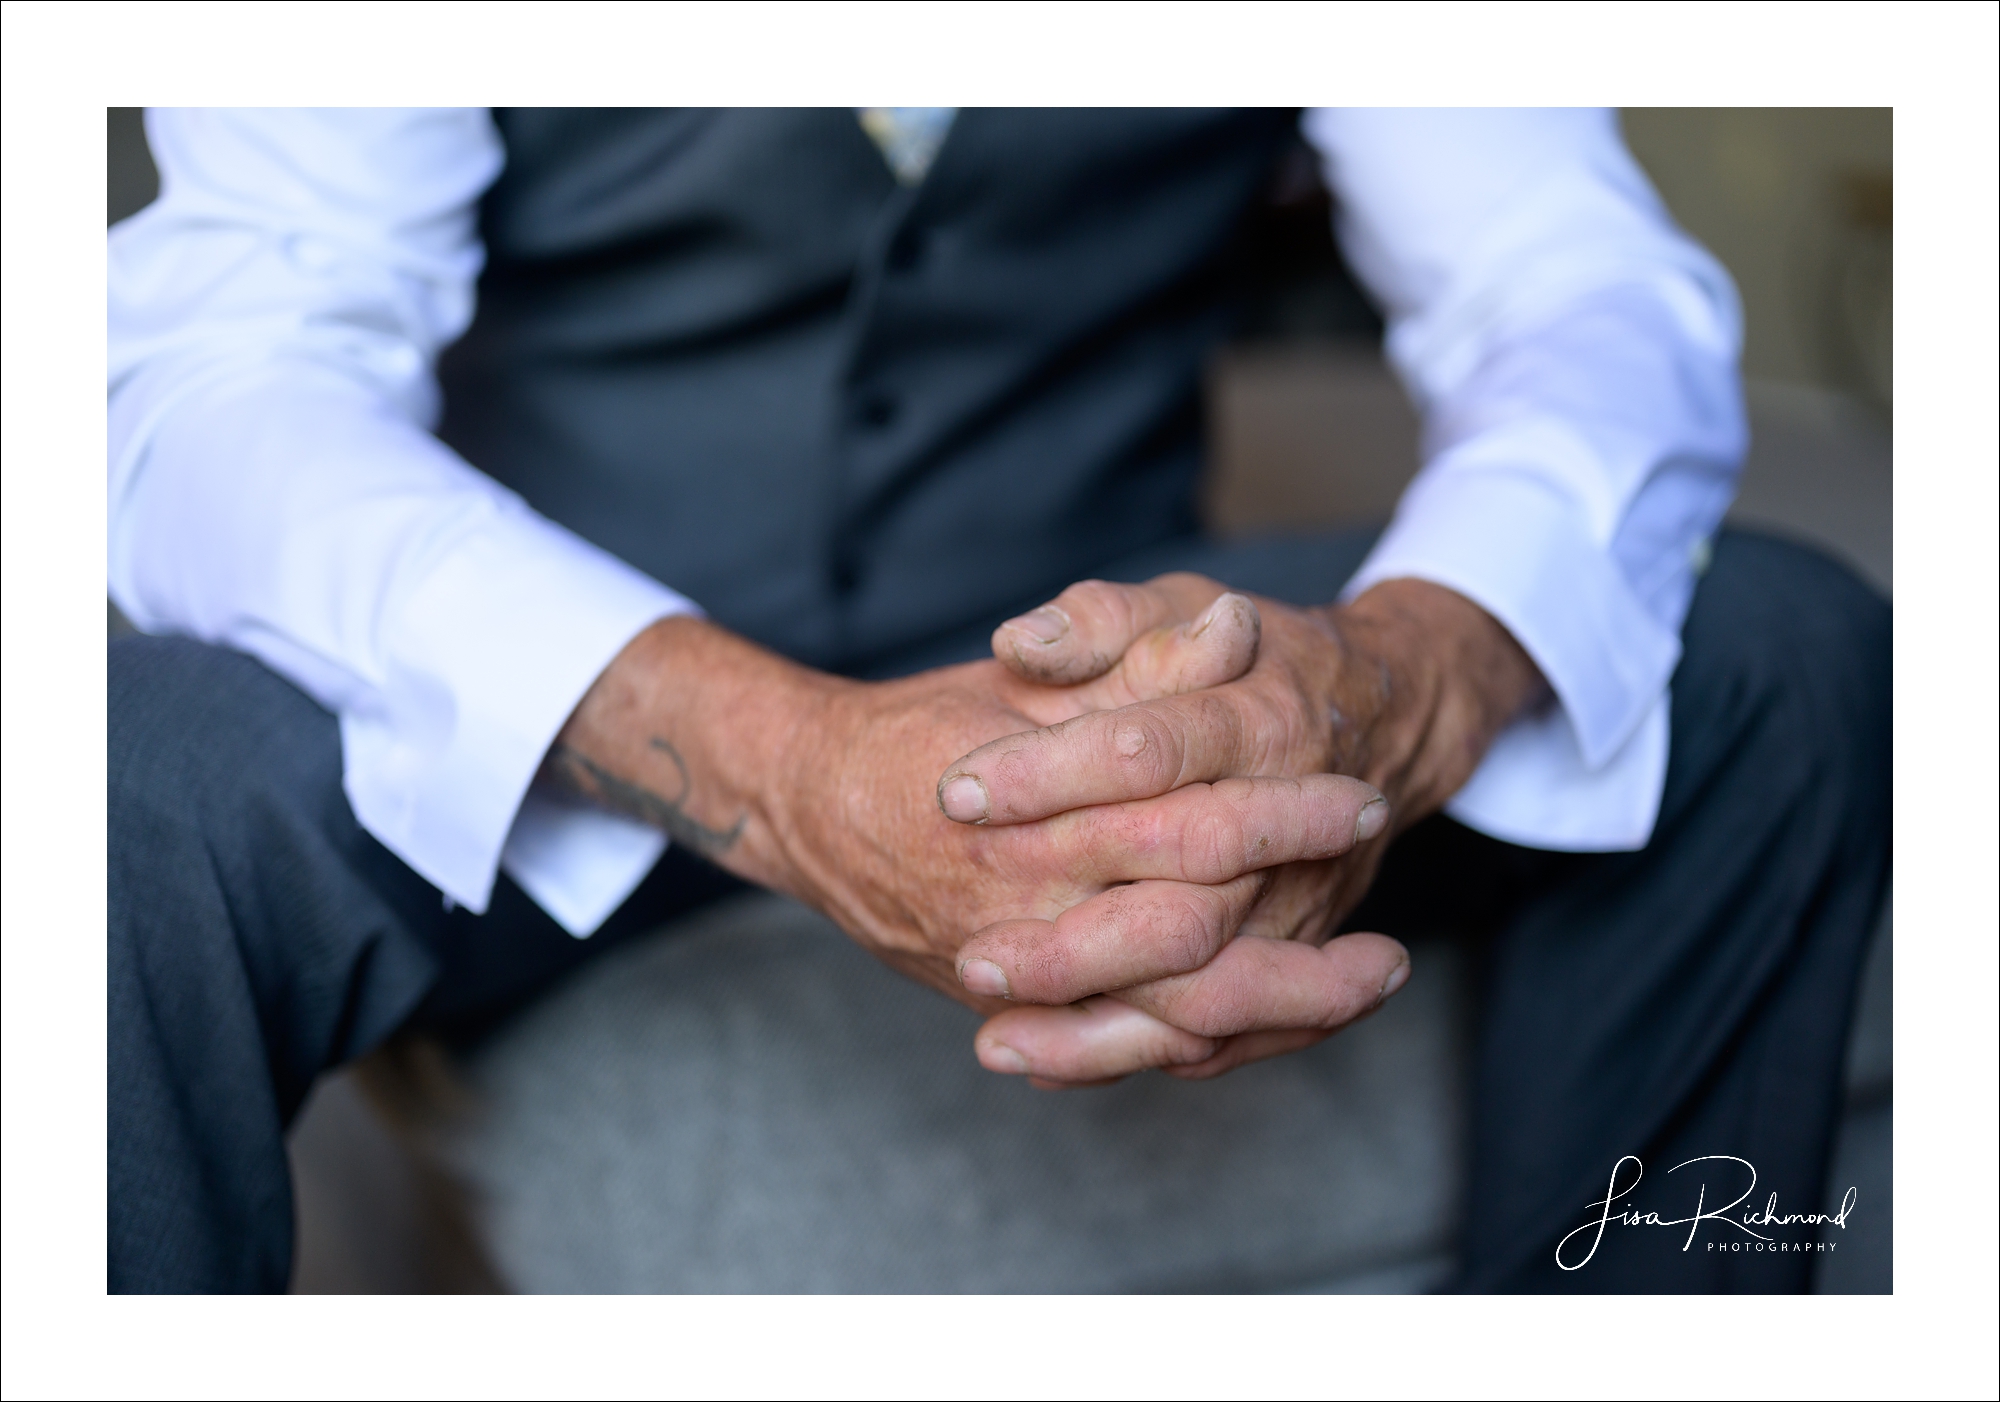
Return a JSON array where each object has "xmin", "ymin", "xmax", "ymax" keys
[
  {"xmin": 1188, "ymin": 691, "xmax": 1249, "ymax": 772},
  {"xmin": 1177, "ymin": 984, "xmax": 1255, "ymax": 1039},
  {"xmin": 1155, "ymin": 571, "xmax": 1219, "ymax": 610},
  {"xmin": 1005, "ymin": 921, "xmax": 1088, "ymax": 999},
  {"xmin": 1126, "ymin": 1030, "xmax": 1205, "ymax": 1074},
  {"xmin": 1298, "ymin": 963, "xmax": 1374, "ymax": 1031},
  {"xmin": 1073, "ymin": 802, "xmax": 1160, "ymax": 872},
  {"xmin": 1145, "ymin": 967, "xmax": 1254, "ymax": 1039},
  {"xmin": 1064, "ymin": 578, "xmax": 1134, "ymax": 633},
  {"xmin": 1020, "ymin": 942, "xmax": 1081, "ymax": 1000},
  {"xmin": 1161, "ymin": 1027, "xmax": 1221, "ymax": 1067},
  {"xmin": 1057, "ymin": 578, "xmax": 1113, "ymax": 608},
  {"xmin": 1297, "ymin": 777, "xmax": 1348, "ymax": 857},
  {"xmin": 1152, "ymin": 887, "xmax": 1223, "ymax": 970},
  {"xmin": 1180, "ymin": 803, "xmax": 1244, "ymax": 883},
  {"xmin": 1109, "ymin": 710, "xmax": 1181, "ymax": 792}
]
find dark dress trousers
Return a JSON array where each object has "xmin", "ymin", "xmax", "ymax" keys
[{"xmin": 108, "ymin": 109, "xmax": 1890, "ymax": 1293}]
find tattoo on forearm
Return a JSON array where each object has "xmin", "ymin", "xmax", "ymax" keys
[{"xmin": 547, "ymin": 738, "xmax": 745, "ymax": 855}]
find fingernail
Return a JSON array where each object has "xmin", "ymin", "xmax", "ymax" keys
[
  {"xmin": 1002, "ymin": 605, "xmax": 1070, "ymax": 645},
  {"xmin": 1354, "ymin": 797, "xmax": 1389, "ymax": 841},
  {"xmin": 1379, "ymin": 960, "xmax": 1411, "ymax": 1002},
  {"xmin": 1189, "ymin": 596, "xmax": 1223, "ymax": 639},
  {"xmin": 1190, "ymin": 592, "xmax": 1249, "ymax": 641},
  {"xmin": 979, "ymin": 1041, "xmax": 1029, "ymax": 1075},
  {"xmin": 959, "ymin": 958, "xmax": 1010, "ymax": 999},
  {"xmin": 938, "ymin": 774, "xmax": 990, "ymax": 823}
]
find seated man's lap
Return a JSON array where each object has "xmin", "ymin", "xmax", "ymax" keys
[
  {"xmin": 110, "ymin": 524, "xmax": 1885, "ymax": 1077},
  {"xmin": 107, "ymin": 526, "xmax": 1887, "ymax": 1291}
]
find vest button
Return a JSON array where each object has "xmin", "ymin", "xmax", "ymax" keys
[
  {"xmin": 830, "ymin": 558, "xmax": 862, "ymax": 596},
  {"xmin": 886, "ymin": 225, "xmax": 925, "ymax": 272},
  {"xmin": 857, "ymin": 394, "xmax": 898, "ymax": 429}
]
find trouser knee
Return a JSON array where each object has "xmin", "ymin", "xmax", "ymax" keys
[
  {"xmin": 109, "ymin": 635, "xmax": 441, "ymax": 1122},
  {"xmin": 1665, "ymin": 530, "xmax": 1891, "ymax": 863}
]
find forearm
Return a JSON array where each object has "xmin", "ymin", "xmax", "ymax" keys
[{"xmin": 540, "ymin": 615, "xmax": 850, "ymax": 902}]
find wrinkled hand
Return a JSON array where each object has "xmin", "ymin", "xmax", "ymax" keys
[
  {"xmin": 546, "ymin": 610, "xmax": 1392, "ymax": 1023},
  {"xmin": 941, "ymin": 572, "xmax": 1546, "ymax": 1086}
]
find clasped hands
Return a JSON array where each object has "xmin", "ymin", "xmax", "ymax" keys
[{"xmin": 553, "ymin": 572, "xmax": 1544, "ymax": 1089}]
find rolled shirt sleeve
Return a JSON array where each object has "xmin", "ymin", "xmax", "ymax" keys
[
  {"xmin": 109, "ymin": 109, "xmax": 694, "ymax": 931},
  {"xmin": 1302, "ymin": 108, "xmax": 1747, "ymax": 850}
]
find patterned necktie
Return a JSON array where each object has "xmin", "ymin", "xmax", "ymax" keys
[{"xmin": 857, "ymin": 107, "xmax": 958, "ymax": 184}]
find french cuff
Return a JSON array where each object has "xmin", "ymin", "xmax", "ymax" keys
[
  {"xmin": 500, "ymin": 790, "xmax": 668, "ymax": 938},
  {"xmin": 1445, "ymin": 689, "xmax": 1668, "ymax": 852},
  {"xmin": 339, "ymin": 498, "xmax": 695, "ymax": 921},
  {"xmin": 1341, "ymin": 462, "xmax": 1682, "ymax": 852}
]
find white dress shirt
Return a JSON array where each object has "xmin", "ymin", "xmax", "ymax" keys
[{"xmin": 107, "ymin": 107, "xmax": 1745, "ymax": 936}]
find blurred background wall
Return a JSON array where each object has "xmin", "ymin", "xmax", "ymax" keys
[
  {"xmin": 1623, "ymin": 107, "xmax": 1891, "ymax": 408},
  {"xmin": 1200, "ymin": 108, "xmax": 1892, "ymax": 595}
]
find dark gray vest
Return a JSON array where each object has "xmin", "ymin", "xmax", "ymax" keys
[{"xmin": 436, "ymin": 108, "xmax": 1295, "ymax": 672}]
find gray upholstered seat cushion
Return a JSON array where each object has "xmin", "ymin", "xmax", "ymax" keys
[{"xmin": 401, "ymin": 893, "xmax": 1469, "ymax": 1293}]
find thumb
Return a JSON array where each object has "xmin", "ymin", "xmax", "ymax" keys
[{"xmin": 992, "ymin": 574, "xmax": 1259, "ymax": 704}]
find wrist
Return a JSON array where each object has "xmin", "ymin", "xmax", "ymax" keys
[
  {"xmin": 547, "ymin": 615, "xmax": 842, "ymax": 893},
  {"xmin": 1318, "ymin": 579, "xmax": 1547, "ymax": 820}
]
